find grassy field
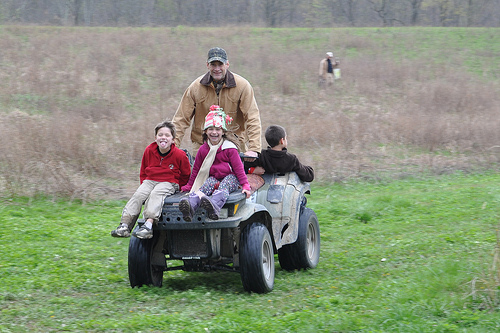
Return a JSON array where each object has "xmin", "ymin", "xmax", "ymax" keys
[
  {"xmin": 0, "ymin": 26, "xmax": 499, "ymax": 199},
  {"xmin": 0, "ymin": 26, "xmax": 499, "ymax": 332},
  {"xmin": 1, "ymin": 171, "xmax": 499, "ymax": 332}
]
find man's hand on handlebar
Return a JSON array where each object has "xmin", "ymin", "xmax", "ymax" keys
[{"xmin": 243, "ymin": 150, "xmax": 258, "ymax": 162}]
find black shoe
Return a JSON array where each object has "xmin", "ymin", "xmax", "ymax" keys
[
  {"xmin": 200, "ymin": 196, "xmax": 219, "ymax": 220},
  {"xmin": 111, "ymin": 224, "xmax": 130, "ymax": 237},
  {"xmin": 132, "ymin": 225, "xmax": 153, "ymax": 239},
  {"xmin": 179, "ymin": 198, "xmax": 194, "ymax": 222}
]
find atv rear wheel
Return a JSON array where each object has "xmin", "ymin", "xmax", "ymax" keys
[{"xmin": 278, "ymin": 207, "xmax": 320, "ymax": 270}]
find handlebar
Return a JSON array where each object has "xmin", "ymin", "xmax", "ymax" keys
[{"xmin": 239, "ymin": 153, "xmax": 259, "ymax": 160}]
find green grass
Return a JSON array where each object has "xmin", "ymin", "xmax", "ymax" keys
[
  {"xmin": 243, "ymin": 27, "xmax": 500, "ymax": 79},
  {"xmin": 1, "ymin": 172, "xmax": 500, "ymax": 332}
]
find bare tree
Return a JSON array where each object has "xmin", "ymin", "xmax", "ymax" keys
[
  {"xmin": 406, "ymin": 0, "xmax": 424, "ymax": 24},
  {"xmin": 264, "ymin": 0, "xmax": 281, "ymax": 26},
  {"xmin": 437, "ymin": 0, "xmax": 451, "ymax": 26},
  {"xmin": 340, "ymin": 0, "xmax": 358, "ymax": 26},
  {"xmin": 323, "ymin": 0, "xmax": 358, "ymax": 26},
  {"xmin": 366, "ymin": 0, "xmax": 405, "ymax": 25},
  {"xmin": 0, "ymin": 0, "xmax": 498, "ymax": 26},
  {"xmin": 73, "ymin": 0, "xmax": 84, "ymax": 25},
  {"xmin": 465, "ymin": 0, "xmax": 494, "ymax": 26}
]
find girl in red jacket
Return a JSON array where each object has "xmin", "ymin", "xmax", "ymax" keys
[
  {"xmin": 179, "ymin": 105, "xmax": 251, "ymax": 221},
  {"xmin": 111, "ymin": 121, "xmax": 191, "ymax": 239}
]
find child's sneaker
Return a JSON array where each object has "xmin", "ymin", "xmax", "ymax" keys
[
  {"xmin": 179, "ymin": 198, "xmax": 194, "ymax": 222},
  {"xmin": 200, "ymin": 196, "xmax": 219, "ymax": 220},
  {"xmin": 111, "ymin": 224, "xmax": 130, "ymax": 238},
  {"xmin": 132, "ymin": 225, "xmax": 153, "ymax": 239},
  {"xmin": 179, "ymin": 193, "xmax": 201, "ymax": 222},
  {"xmin": 200, "ymin": 191, "xmax": 226, "ymax": 220}
]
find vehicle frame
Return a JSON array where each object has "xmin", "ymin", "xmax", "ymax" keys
[{"xmin": 127, "ymin": 171, "xmax": 320, "ymax": 293}]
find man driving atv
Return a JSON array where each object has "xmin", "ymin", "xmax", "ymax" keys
[{"xmin": 172, "ymin": 47, "xmax": 261, "ymax": 158}]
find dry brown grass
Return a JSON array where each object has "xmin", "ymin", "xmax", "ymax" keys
[{"xmin": 0, "ymin": 26, "xmax": 499, "ymax": 199}]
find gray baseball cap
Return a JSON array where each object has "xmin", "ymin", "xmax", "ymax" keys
[{"xmin": 207, "ymin": 47, "xmax": 228, "ymax": 64}]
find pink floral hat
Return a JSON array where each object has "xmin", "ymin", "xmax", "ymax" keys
[{"xmin": 203, "ymin": 105, "xmax": 233, "ymax": 131}]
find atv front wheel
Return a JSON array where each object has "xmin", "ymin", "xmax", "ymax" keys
[
  {"xmin": 128, "ymin": 230, "xmax": 163, "ymax": 287},
  {"xmin": 240, "ymin": 223, "xmax": 275, "ymax": 293}
]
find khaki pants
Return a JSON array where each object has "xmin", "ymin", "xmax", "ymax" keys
[
  {"xmin": 326, "ymin": 73, "xmax": 334, "ymax": 85},
  {"xmin": 120, "ymin": 180, "xmax": 179, "ymax": 228},
  {"xmin": 319, "ymin": 73, "xmax": 334, "ymax": 88}
]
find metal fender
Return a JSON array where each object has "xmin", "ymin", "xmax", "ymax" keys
[
  {"xmin": 233, "ymin": 202, "xmax": 274, "ymax": 247},
  {"xmin": 275, "ymin": 172, "xmax": 311, "ymax": 247},
  {"xmin": 234, "ymin": 202, "xmax": 271, "ymax": 222}
]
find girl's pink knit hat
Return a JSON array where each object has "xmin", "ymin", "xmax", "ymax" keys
[{"xmin": 203, "ymin": 105, "xmax": 233, "ymax": 131}]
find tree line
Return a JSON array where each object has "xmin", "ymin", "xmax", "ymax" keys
[{"xmin": 0, "ymin": 0, "xmax": 498, "ymax": 27}]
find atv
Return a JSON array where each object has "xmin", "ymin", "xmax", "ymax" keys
[{"xmin": 127, "ymin": 171, "xmax": 320, "ymax": 293}]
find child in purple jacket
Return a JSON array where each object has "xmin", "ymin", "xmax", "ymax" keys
[{"xmin": 179, "ymin": 105, "xmax": 251, "ymax": 221}]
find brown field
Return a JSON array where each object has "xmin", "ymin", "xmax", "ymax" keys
[{"xmin": 0, "ymin": 26, "xmax": 499, "ymax": 200}]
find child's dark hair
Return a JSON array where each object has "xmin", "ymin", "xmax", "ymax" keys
[
  {"xmin": 155, "ymin": 120, "xmax": 176, "ymax": 139},
  {"xmin": 265, "ymin": 125, "xmax": 286, "ymax": 147}
]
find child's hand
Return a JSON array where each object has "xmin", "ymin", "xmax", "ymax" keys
[
  {"xmin": 242, "ymin": 189, "xmax": 251, "ymax": 198},
  {"xmin": 253, "ymin": 166, "xmax": 265, "ymax": 175}
]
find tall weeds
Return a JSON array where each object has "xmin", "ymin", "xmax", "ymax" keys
[
  {"xmin": 0, "ymin": 26, "xmax": 499, "ymax": 199},
  {"xmin": 467, "ymin": 227, "xmax": 500, "ymax": 311}
]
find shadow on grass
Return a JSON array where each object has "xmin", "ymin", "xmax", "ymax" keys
[
  {"xmin": 130, "ymin": 263, "xmax": 297, "ymax": 294},
  {"xmin": 125, "ymin": 264, "xmax": 307, "ymax": 295},
  {"xmin": 128, "ymin": 270, "xmax": 246, "ymax": 294}
]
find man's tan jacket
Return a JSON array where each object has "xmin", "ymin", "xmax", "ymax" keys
[{"xmin": 319, "ymin": 57, "xmax": 338, "ymax": 78}]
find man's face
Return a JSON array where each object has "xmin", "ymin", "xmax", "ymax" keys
[{"xmin": 207, "ymin": 61, "xmax": 229, "ymax": 82}]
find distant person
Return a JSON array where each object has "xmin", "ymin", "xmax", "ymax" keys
[
  {"xmin": 111, "ymin": 121, "xmax": 191, "ymax": 239},
  {"xmin": 246, "ymin": 125, "xmax": 314, "ymax": 182},
  {"xmin": 179, "ymin": 106, "xmax": 251, "ymax": 221},
  {"xmin": 319, "ymin": 52, "xmax": 339, "ymax": 88},
  {"xmin": 172, "ymin": 47, "xmax": 261, "ymax": 157}
]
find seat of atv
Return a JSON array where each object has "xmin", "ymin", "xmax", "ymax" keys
[
  {"xmin": 157, "ymin": 189, "xmax": 247, "ymax": 229},
  {"xmin": 163, "ymin": 190, "xmax": 246, "ymax": 205}
]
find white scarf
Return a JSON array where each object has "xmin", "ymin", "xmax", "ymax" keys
[{"xmin": 190, "ymin": 139, "xmax": 224, "ymax": 193}]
